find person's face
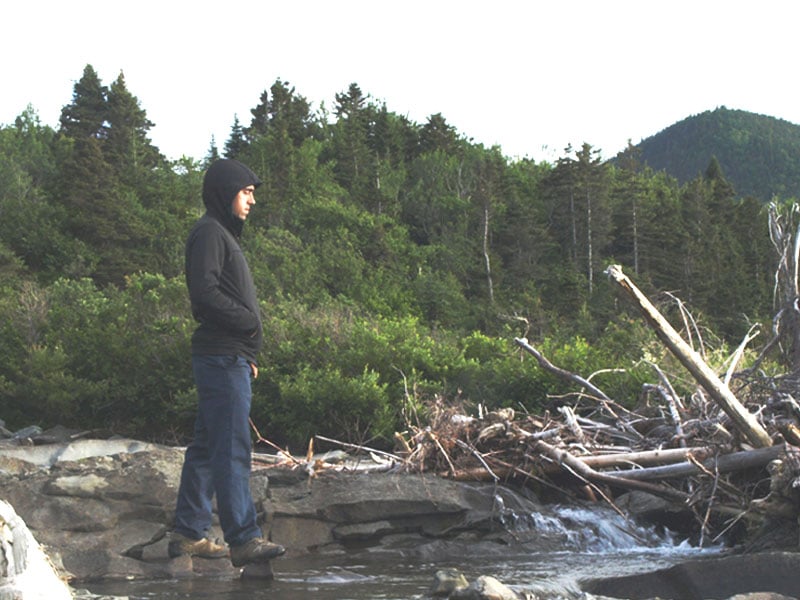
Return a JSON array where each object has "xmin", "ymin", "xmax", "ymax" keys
[{"xmin": 232, "ymin": 185, "xmax": 256, "ymax": 220}]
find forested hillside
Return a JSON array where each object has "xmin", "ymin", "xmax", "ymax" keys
[
  {"xmin": 634, "ymin": 106, "xmax": 800, "ymax": 200},
  {"xmin": 0, "ymin": 65, "xmax": 793, "ymax": 450}
]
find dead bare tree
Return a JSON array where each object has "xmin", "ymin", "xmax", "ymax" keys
[
  {"xmin": 753, "ymin": 202, "xmax": 800, "ymax": 372},
  {"xmin": 605, "ymin": 264, "xmax": 773, "ymax": 449}
]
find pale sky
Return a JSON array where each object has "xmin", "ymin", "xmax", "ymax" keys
[{"xmin": 3, "ymin": 1, "xmax": 799, "ymax": 164}]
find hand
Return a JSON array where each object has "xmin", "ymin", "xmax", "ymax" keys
[{"xmin": 249, "ymin": 362, "xmax": 259, "ymax": 379}]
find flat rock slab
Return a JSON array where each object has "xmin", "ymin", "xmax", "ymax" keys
[{"xmin": 582, "ymin": 551, "xmax": 800, "ymax": 600}]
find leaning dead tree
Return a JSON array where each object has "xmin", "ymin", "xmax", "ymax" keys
[{"xmin": 604, "ymin": 265, "xmax": 772, "ymax": 449}]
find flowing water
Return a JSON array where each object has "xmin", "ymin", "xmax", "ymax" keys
[{"xmin": 79, "ymin": 504, "xmax": 720, "ymax": 599}]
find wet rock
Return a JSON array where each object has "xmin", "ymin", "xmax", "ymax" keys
[
  {"xmin": 240, "ymin": 561, "xmax": 274, "ymax": 579},
  {"xmin": 0, "ymin": 439, "xmax": 548, "ymax": 587},
  {"xmin": 724, "ymin": 594, "xmax": 798, "ymax": 600},
  {"xmin": 0, "ymin": 442, "xmax": 241, "ymax": 584},
  {"xmin": 265, "ymin": 468, "xmax": 546, "ymax": 557},
  {"xmin": 583, "ymin": 550, "xmax": 800, "ymax": 600},
  {"xmin": 615, "ymin": 490, "xmax": 697, "ymax": 538},
  {"xmin": 4, "ymin": 436, "xmax": 798, "ymax": 600},
  {"xmin": 11, "ymin": 425, "xmax": 42, "ymax": 440},
  {"xmin": 430, "ymin": 568, "xmax": 469, "ymax": 596},
  {"xmin": 450, "ymin": 575, "xmax": 525, "ymax": 599}
]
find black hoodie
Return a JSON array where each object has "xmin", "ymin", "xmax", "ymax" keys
[{"xmin": 184, "ymin": 159, "xmax": 263, "ymax": 362}]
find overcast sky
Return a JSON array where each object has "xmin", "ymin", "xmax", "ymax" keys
[{"xmin": 3, "ymin": 1, "xmax": 799, "ymax": 164}]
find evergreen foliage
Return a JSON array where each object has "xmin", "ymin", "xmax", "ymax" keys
[
  {"xmin": 0, "ymin": 66, "xmax": 788, "ymax": 450},
  {"xmin": 633, "ymin": 106, "xmax": 800, "ymax": 200}
]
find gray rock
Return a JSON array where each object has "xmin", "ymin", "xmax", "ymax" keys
[
  {"xmin": 430, "ymin": 568, "xmax": 469, "ymax": 596},
  {"xmin": 12, "ymin": 425, "xmax": 42, "ymax": 440},
  {"xmin": 583, "ymin": 550, "xmax": 800, "ymax": 599},
  {"xmin": 450, "ymin": 575, "xmax": 523, "ymax": 600},
  {"xmin": 724, "ymin": 594, "xmax": 798, "ymax": 600},
  {"xmin": 0, "ymin": 440, "xmax": 545, "ymax": 585}
]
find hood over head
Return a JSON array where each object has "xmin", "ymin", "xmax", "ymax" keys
[{"xmin": 202, "ymin": 159, "xmax": 262, "ymax": 236}]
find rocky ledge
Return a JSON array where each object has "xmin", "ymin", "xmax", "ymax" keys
[{"xmin": 1, "ymin": 435, "xmax": 799, "ymax": 599}]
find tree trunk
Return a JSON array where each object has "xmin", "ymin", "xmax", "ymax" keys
[{"xmin": 483, "ymin": 205, "xmax": 494, "ymax": 304}]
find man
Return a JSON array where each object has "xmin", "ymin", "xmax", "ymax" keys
[{"xmin": 169, "ymin": 158, "xmax": 285, "ymax": 567}]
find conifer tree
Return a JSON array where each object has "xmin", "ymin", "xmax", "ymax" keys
[
  {"xmin": 332, "ymin": 83, "xmax": 375, "ymax": 203},
  {"xmin": 419, "ymin": 113, "xmax": 460, "ymax": 155},
  {"xmin": 236, "ymin": 80, "xmax": 318, "ymax": 227},
  {"xmin": 574, "ymin": 143, "xmax": 611, "ymax": 295},
  {"xmin": 105, "ymin": 71, "xmax": 163, "ymax": 187},
  {"xmin": 246, "ymin": 79, "xmax": 314, "ymax": 145},
  {"xmin": 59, "ymin": 64, "xmax": 108, "ymax": 140},
  {"xmin": 610, "ymin": 142, "xmax": 647, "ymax": 275},
  {"xmin": 543, "ymin": 145, "xmax": 580, "ymax": 268},
  {"xmin": 224, "ymin": 115, "xmax": 247, "ymax": 159},
  {"xmin": 57, "ymin": 136, "xmax": 146, "ymax": 285},
  {"xmin": 204, "ymin": 136, "xmax": 220, "ymax": 167}
]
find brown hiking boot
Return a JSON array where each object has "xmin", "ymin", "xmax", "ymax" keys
[
  {"xmin": 168, "ymin": 533, "xmax": 229, "ymax": 559},
  {"xmin": 230, "ymin": 537, "xmax": 286, "ymax": 567}
]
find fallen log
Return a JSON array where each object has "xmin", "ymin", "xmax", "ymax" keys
[
  {"xmin": 603, "ymin": 444, "xmax": 786, "ymax": 481},
  {"xmin": 604, "ymin": 264, "xmax": 773, "ymax": 449},
  {"xmin": 578, "ymin": 446, "xmax": 713, "ymax": 470},
  {"xmin": 533, "ymin": 439, "xmax": 690, "ymax": 503}
]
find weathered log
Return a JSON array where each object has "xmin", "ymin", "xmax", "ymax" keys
[
  {"xmin": 604, "ymin": 264, "xmax": 773, "ymax": 449},
  {"xmin": 534, "ymin": 439, "xmax": 690, "ymax": 503},
  {"xmin": 578, "ymin": 446, "xmax": 713, "ymax": 470},
  {"xmin": 604, "ymin": 444, "xmax": 786, "ymax": 481}
]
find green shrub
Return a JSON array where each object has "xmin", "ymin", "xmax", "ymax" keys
[{"xmin": 266, "ymin": 365, "xmax": 391, "ymax": 449}]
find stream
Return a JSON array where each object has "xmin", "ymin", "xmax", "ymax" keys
[{"xmin": 79, "ymin": 504, "xmax": 720, "ymax": 599}]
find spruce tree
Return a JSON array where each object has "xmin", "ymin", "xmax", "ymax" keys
[
  {"xmin": 59, "ymin": 64, "xmax": 108, "ymax": 140},
  {"xmin": 419, "ymin": 113, "xmax": 460, "ymax": 155},
  {"xmin": 58, "ymin": 136, "xmax": 147, "ymax": 286},
  {"xmin": 224, "ymin": 115, "xmax": 247, "ymax": 159},
  {"xmin": 105, "ymin": 71, "xmax": 163, "ymax": 188},
  {"xmin": 331, "ymin": 83, "xmax": 375, "ymax": 203}
]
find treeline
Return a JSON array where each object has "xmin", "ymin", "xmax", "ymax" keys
[{"xmin": 0, "ymin": 64, "xmax": 789, "ymax": 450}]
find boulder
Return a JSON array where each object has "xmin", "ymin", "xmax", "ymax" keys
[
  {"xmin": 583, "ymin": 550, "xmax": 800, "ymax": 600},
  {"xmin": 430, "ymin": 568, "xmax": 470, "ymax": 596},
  {"xmin": 0, "ymin": 441, "xmax": 239, "ymax": 583},
  {"xmin": 450, "ymin": 575, "xmax": 526, "ymax": 600}
]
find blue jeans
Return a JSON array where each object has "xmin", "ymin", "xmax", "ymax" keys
[{"xmin": 174, "ymin": 355, "xmax": 261, "ymax": 547}]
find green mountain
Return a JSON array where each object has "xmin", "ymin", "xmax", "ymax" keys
[{"xmin": 633, "ymin": 106, "xmax": 800, "ymax": 201}]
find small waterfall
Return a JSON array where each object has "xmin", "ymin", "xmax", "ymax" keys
[
  {"xmin": 484, "ymin": 497, "xmax": 719, "ymax": 599},
  {"xmin": 532, "ymin": 504, "xmax": 685, "ymax": 552},
  {"xmin": 496, "ymin": 495, "xmax": 698, "ymax": 553}
]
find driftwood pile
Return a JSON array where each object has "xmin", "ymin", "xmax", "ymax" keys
[
  {"xmin": 275, "ymin": 264, "xmax": 800, "ymax": 549},
  {"xmin": 385, "ymin": 265, "xmax": 800, "ymax": 547}
]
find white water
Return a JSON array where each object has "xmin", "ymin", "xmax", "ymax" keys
[{"xmin": 80, "ymin": 504, "xmax": 719, "ymax": 599}]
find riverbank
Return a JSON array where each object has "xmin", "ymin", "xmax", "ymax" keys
[{"xmin": 1, "ymin": 434, "xmax": 799, "ymax": 599}]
